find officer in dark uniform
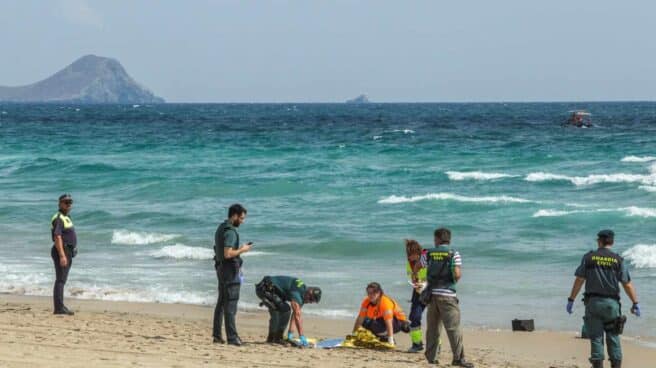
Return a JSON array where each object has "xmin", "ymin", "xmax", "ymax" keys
[
  {"xmin": 212, "ymin": 204, "xmax": 251, "ymax": 346},
  {"xmin": 51, "ymin": 194, "xmax": 77, "ymax": 315},
  {"xmin": 255, "ymin": 275, "xmax": 322, "ymax": 346},
  {"xmin": 567, "ymin": 230, "xmax": 641, "ymax": 368}
]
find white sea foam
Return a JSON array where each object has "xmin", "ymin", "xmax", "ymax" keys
[
  {"xmin": 305, "ymin": 308, "xmax": 355, "ymax": 319},
  {"xmin": 149, "ymin": 244, "xmax": 214, "ymax": 260},
  {"xmin": 639, "ymin": 185, "xmax": 656, "ymax": 193},
  {"xmin": 622, "ymin": 244, "xmax": 656, "ymax": 268},
  {"xmin": 111, "ymin": 230, "xmax": 178, "ymax": 245},
  {"xmin": 378, "ymin": 192, "xmax": 533, "ymax": 204},
  {"xmin": 146, "ymin": 245, "xmax": 270, "ymax": 260},
  {"xmin": 525, "ymin": 172, "xmax": 656, "ymax": 186},
  {"xmin": 621, "ymin": 156, "xmax": 656, "ymax": 163},
  {"xmin": 446, "ymin": 171, "xmax": 518, "ymax": 181},
  {"xmin": 373, "ymin": 135, "xmax": 382, "ymax": 140},
  {"xmin": 391, "ymin": 129, "xmax": 415, "ymax": 134},
  {"xmin": 624, "ymin": 206, "xmax": 656, "ymax": 218},
  {"xmin": 532, "ymin": 209, "xmax": 582, "ymax": 217},
  {"xmin": 532, "ymin": 207, "xmax": 656, "ymax": 218}
]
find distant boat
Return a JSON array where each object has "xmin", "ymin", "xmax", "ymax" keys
[
  {"xmin": 345, "ymin": 94, "xmax": 370, "ymax": 104},
  {"xmin": 563, "ymin": 110, "xmax": 592, "ymax": 128}
]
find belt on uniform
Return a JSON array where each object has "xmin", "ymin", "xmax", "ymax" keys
[{"xmin": 584, "ymin": 292, "xmax": 620, "ymax": 301}]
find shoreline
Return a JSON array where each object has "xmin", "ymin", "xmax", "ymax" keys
[
  {"xmin": 3, "ymin": 292, "xmax": 652, "ymax": 341},
  {"xmin": 2, "ymin": 294, "xmax": 655, "ymax": 367}
]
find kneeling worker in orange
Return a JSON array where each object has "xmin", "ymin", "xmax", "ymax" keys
[{"xmin": 352, "ymin": 282, "xmax": 410, "ymax": 347}]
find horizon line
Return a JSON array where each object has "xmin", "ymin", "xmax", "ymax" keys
[{"xmin": 3, "ymin": 99, "xmax": 656, "ymax": 105}]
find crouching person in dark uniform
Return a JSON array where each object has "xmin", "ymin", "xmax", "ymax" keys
[
  {"xmin": 567, "ymin": 230, "xmax": 641, "ymax": 368},
  {"xmin": 51, "ymin": 194, "xmax": 77, "ymax": 315},
  {"xmin": 255, "ymin": 275, "xmax": 322, "ymax": 346},
  {"xmin": 352, "ymin": 282, "xmax": 410, "ymax": 347},
  {"xmin": 212, "ymin": 204, "xmax": 252, "ymax": 346}
]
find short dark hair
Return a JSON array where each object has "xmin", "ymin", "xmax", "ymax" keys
[
  {"xmin": 366, "ymin": 282, "xmax": 383, "ymax": 294},
  {"xmin": 228, "ymin": 204, "xmax": 247, "ymax": 218},
  {"xmin": 434, "ymin": 228, "xmax": 451, "ymax": 244},
  {"xmin": 597, "ymin": 229, "xmax": 614, "ymax": 246},
  {"xmin": 598, "ymin": 236, "xmax": 614, "ymax": 246}
]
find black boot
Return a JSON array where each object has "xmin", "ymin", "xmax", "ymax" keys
[
  {"xmin": 266, "ymin": 332, "xmax": 274, "ymax": 343},
  {"xmin": 610, "ymin": 360, "xmax": 621, "ymax": 368},
  {"xmin": 451, "ymin": 358, "xmax": 474, "ymax": 368},
  {"xmin": 407, "ymin": 342, "xmax": 424, "ymax": 353},
  {"xmin": 275, "ymin": 331, "xmax": 288, "ymax": 345},
  {"xmin": 590, "ymin": 360, "xmax": 603, "ymax": 368}
]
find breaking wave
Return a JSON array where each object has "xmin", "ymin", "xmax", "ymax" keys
[
  {"xmin": 525, "ymin": 172, "xmax": 656, "ymax": 186},
  {"xmin": 532, "ymin": 207, "xmax": 656, "ymax": 218},
  {"xmin": 111, "ymin": 230, "xmax": 178, "ymax": 245},
  {"xmin": 378, "ymin": 192, "xmax": 533, "ymax": 204},
  {"xmin": 446, "ymin": 171, "xmax": 518, "ymax": 181},
  {"xmin": 148, "ymin": 245, "xmax": 271, "ymax": 260},
  {"xmin": 639, "ymin": 186, "xmax": 656, "ymax": 193},
  {"xmin": 621, "ymin": 156, "xmax": 656, "ymax": 163},
  {"xmin": 149, "ymin": 244, "xmax": 214, "ymax": 260},
  {"xmin": 622, "ymin": 245, "xmax": 656, "ymax": 268}
]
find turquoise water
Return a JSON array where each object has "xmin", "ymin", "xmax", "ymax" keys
[{"xmin": 0, "ymin": 103, "xmax": 654, "ymax": 336}]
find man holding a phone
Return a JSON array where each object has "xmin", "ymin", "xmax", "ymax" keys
[{"xmin": 212, "ymin": 204, "xmax": 252, "ymax": 346}]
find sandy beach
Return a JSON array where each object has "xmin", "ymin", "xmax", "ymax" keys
[{"xmin": 0, "ymin": 295, "xmax": 653, "ymax": 368}]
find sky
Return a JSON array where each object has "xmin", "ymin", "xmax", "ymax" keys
[{"xmin": 1, "ymin": 0, "xmax": 655, "ymax": 103}]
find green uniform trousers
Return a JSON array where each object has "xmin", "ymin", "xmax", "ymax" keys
[
  {"xmin": 425, "ymin": 295, "xmax": 465, "ymax": 363},
  {"xmin": 584, "ymin": 297, "xmax": 622, "ymax": 362}
]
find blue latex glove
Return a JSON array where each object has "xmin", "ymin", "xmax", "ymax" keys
[
  {"xmin": 287, "ymin": 332, "xmax": 294, "ymax": 341},
  {"xmin": 566, "ymin": 299, "xmax": 574, "ymax": 314},
  {"xmin": 299, "ymin": 335, "xmax": 308, "ymax": 347},
  {"xmin": 631, "ymin": 303, "xmax": 641, "ymax": 317}
]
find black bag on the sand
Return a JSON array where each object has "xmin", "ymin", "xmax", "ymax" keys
[{"xmin": 511, "ymin": 319, "xmax": 535, "ymax": 332}]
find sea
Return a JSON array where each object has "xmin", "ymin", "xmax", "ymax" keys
[{"xmin": 0, "ymin": 102, "xmax": 654, "ymax": 338}]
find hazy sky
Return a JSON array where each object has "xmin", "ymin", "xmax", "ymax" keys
[{"xmin": 1, "ymin": 1, "xmax": 655, "ymax": 102}]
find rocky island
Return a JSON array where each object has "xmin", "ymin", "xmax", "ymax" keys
[
  {"xmin": 345, "ymin": 94, "xmax": 370, "ymax": 104},
  {"xmin": 0, "ymin": 55, "xmax": 164, "ymax": 104}
]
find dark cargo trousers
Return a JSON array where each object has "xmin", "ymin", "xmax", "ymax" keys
[
  {"xmin": 212, "ymin": 264, "xmax": 241, "ymax": 342},
  {"xmin": 51, "ymin": 246, "xmax": 72, "ymax": 312},
  {"xmin": 268, "ymin": 303, "xmax": 292, "ymax": 336},
  {"xmin": 585, "ymin": 297, "xmax": 622, "ymax": 363},
  {"xmin": 425, "ymin": 295, "xmax": 465, "ymax": 363}
]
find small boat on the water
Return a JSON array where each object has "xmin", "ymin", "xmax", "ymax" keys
[{"xmin": 563, "ymin": 110, "xmax": 592, "ymax": 128}]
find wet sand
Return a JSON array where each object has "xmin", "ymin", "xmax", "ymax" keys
[{"xmin": 0, "ymin": 294, "xmax": 653, "ymax": 367}]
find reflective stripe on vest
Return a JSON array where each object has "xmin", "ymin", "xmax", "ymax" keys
[
  {"xmin": 51, "ymin": 212, "xmax": 74, "ymax": 230},
  {"xmin": 406, "ymin": 262, "xmax": 427, "ymax": 282}
]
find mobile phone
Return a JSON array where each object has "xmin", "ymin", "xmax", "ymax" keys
[{"xmin": 247, "ymin": 241, "xmax": 254, "ymax": 246}]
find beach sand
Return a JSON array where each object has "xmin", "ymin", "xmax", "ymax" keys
[{"xmin": 0, "ymin": 295, "xmax": 653, "ymax": 367}]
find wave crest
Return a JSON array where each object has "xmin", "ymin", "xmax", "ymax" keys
[
  {"xmin": 446, "ymin": 171, "xmax": 517, "ymax": 181},
  {"xmin": 147, "ymin": 245, "xmax": 271, "ymax": 260},
  {"xmin": 149, "ymin": 244, "xmax": 214, "ymax": 260},
  {"xmin": 621, "ymin": 156, "xmax": 656, "ymax": 163},
  {"xmin": 622, "ymin": 245, "xmax": 656, "ymax": 268},
  {"xmin": 378, "ymin": 192, "xmax": 533, "ymax": 204},
  {"xmin": 525, "ymin": 172, "xmax": 656, "ymax": 186},
  {"xmin": 111, "ymin": 230, "xmax": 178, "ymax": 245},
  {"xmin": 639, "ymin": 185, "xmax": 656, "ymax": 193},
  {"xmin": 532, "ymin": 207, "xmax": 656, "ymax": 218}
]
